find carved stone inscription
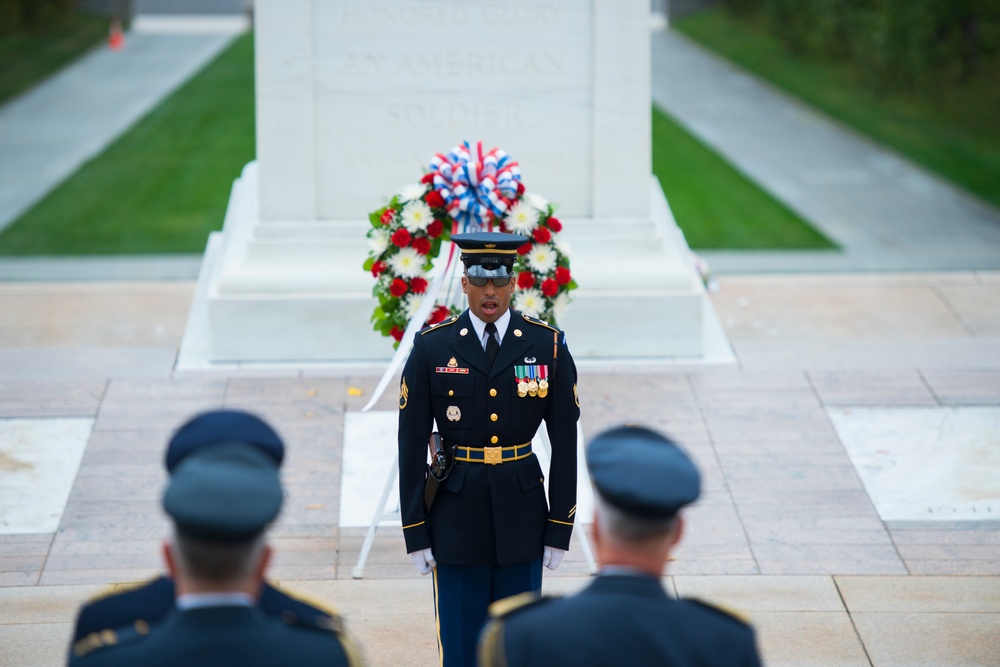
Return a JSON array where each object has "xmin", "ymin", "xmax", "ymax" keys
[{"xmin": 312, "ymin": 0, "xmax": 592, "ymax": 219}]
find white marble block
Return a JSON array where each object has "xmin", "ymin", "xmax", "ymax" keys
[{"xmin": 180, "ymin": 0, "xmax": 713, "ymax": 365}]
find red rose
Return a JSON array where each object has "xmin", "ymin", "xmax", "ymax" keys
[
  {"xmin": 533, "ymin": 227, "xmax": 551, "ymax": 244},
  {"xmin": 412, "ymin": 237, "xmax": 431, "ymax": 255},
  {"xmin": 425, "ymin": 190, "xmax": 445, "ymax": 208},
  {"xmin": 427, "ymin": 219, "xmax": 444, "ymax": 238},
  {"xmin": 541, "ymin": 278, "xmax": 559, "ymax": 297},
  {"xmin": 516, "ymin": 182, "xmax": 525, "ymax": 195},
  {"xmin": 547, "ymin": 217, "xmax": 562, "ymax": 232},
  {"xmin": 371, "ymin": 260, "xmax": 386, "ymax": 277},
  {"xmin": 391, "ymin": 228, "xmax": 411, "ymax": 247},
  {"xmin": 410, "ymin": 277, "xmax": 428, "ymax": 294},
  {"xmin": 390, "ymin": 325, "xmax": 404, "ymax": 341},
  {"xmin": 517, "ymin": 272, "xmax": 535, "ymax": 289},
  {"xmin": 380, "ymin": 209, "xmax": 396, "ymax": 225},
  {"xmin": 427, "ymin": 305, "xmax": 450, "ymax": 325},
  {"xmin": 517, "ymin": 242, "xmax": 532, "ymax": 255},
  {"xmin": 421, "ymin": 173, "xmax": 435, "ymax": 184},
  {"xmin": 390, "ymin": 278, "xmax": 408, "ymax": 297},
  {"xmin": 555, "ymin": 266, "xmax": 571, "ymax": 285}
]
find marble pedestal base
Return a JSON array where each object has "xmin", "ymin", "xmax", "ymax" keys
[{"xmin": 177, "ymin": 162, "xmax": 715, "ymax": 367}]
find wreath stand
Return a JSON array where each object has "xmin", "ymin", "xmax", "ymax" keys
[{"xmin": 351, "ymin": 424, "xmax": 599, "ymax": 578}]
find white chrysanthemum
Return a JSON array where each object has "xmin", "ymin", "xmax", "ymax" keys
[
  {"xmin": 401, "ymin": 200, "xmax": 433, "ymax": 233},
  {"xmin": 397, "ymin": 183, "xmax": 427, "ymax": 203},
  {"xmin": 552, "ymin": 233, "xmax": 572, "ymax": 256},
  {"xmin": 387, "ymin": 247, "xmax": 424, "ymax": 279},
  {"xmin": 526, "ymin": 243, "xmax": 557, "ymax": 273},
  {"xmin": 368, "ymin": 228, "xmax": 389, "ymax": 255},
  {"xmin": 513, "ymin": 288, "xmax": 545, "ymax": 319},
  {"xmin": 552, "ymin": 291, "xmax": 571, "ymax": 321},
  {"xmin": 524, "ymin": 192, "xmax": 548, "ymax": 213},
  {"xmin": 504, "ymin": 200, "xmax": 539, "ymax": 235},
  {"xmin": 402, "ymin": 293, "xmax": 424, "ymax": 320}
]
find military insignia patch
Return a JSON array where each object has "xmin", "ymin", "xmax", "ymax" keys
[
  {"xmin": 448, "ymin": 357, "xmax": 458, "ymax": 367},
  {"xmin": 446, "ymin": 405, "xmax": 461, "ymax": 421},
  {"xmin": 399, "ymin": 377, "xmax": 409, "ymax": 410}
]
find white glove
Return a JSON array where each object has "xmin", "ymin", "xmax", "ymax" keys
[
  {"xmin": 409, "ymin": 547, "xmax": 436, "ymax": 576},
  {"xmin": 542, "ymin": 546, "xmax": 565, "ymax": 571}
]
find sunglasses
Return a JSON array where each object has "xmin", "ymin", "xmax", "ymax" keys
[{"xmin": 465, "ymin": 274, "xmax": 513, "ymax": 288}]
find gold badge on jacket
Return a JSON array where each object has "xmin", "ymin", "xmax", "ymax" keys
[{"xmin": 446, "ymin": 405, "xmax": 461, "ymax": 421}]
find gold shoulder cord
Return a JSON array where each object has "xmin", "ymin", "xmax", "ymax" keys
[{"xmin": 477, "ymin": 620, "xmax": 507, "ymax": 667}]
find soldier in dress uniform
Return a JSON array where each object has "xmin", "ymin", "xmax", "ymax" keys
[
  {"xmin": 69, "ymin": 410, "xmax": 362, "ymax": 666},
  {"xmin": 478, "ymin": 425, "xmax": 764, "ymax": 667},
  {"xmin": 70, "ymin": 410, "xmax": 335, "ymax": 647},
  {"xmin": 398, "ymin": 231, "xmax": 581, "ymax": 667}
]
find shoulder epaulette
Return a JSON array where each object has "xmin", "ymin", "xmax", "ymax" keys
[
  {"xmin": 269, "ymin": 583, "xmax": 341, "ymax": 619},
  {"xmin": 283, "ymin": 611, "xmax": 344, "ymax": 634},
  {"xmin": 420, "ymin": 316, "xmax": 459, "ymax": 335},
  {"xmin": 521, "ymin": 314, "xmax": 559, "ymax": 334},
  {"xmin": 487, "ymin": 592, "xmax": 555, "ymax": 619},
  {"xmin": 283, "ymin": 613, "xmax": 365, "ymax": 666},
  {"xmin": 83, "ymin": 576, "xmax": 160, "ymax": 605},
  {"xmin": 72, "ymin": 620, "xmax": 150, "ymax": 659},
  {"xmin": 688, "ymin": 598, "xmax": 751, "ymax": 625}
]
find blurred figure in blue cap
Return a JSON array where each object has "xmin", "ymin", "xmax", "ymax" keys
[
  {"xmin": 478, "ymin": 425, "xmax": 762, "ymax": 667},
  {"xmin": 69, "ymin": 410, "xmax": 362, "ymax": 666}
]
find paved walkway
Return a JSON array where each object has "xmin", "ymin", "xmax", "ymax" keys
[
  {"xmin": 652, "ymin": 30, "xmax": 1000, "ymax": 273},
  {"xmin": 1, "ymin": 22, "xmax": 999, "ymax": 667},
  {"xmin": 0, "ymin": 16, "xmax": 246, "ymax": 235}
]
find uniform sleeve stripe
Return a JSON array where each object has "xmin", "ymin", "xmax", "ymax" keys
[
  {"xmin": 548, "ymin": 519, "xmax": 574, "ymax": 526},
  {"xmin": 402, "ymin": 521, "xmax": 425, "ymax": 530}
]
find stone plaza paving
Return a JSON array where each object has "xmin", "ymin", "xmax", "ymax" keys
[{"xmin": 1, "ymin": 272, "xmax": 998, "ymax": 666}]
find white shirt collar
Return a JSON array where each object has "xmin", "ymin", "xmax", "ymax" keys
[
  {"xmin": 468, "ymin": 309, "xmax": 511, "ymax": 350},
  {"xmin": 176, "ymin": 592, "xmax": 255, "ymax": 610}
]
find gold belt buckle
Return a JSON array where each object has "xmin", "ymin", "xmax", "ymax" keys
[{"xmin": 483, "ymin": 446, "xmax": 503, "ymax": 465}]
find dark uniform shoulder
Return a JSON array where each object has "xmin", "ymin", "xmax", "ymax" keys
[
  {"xmin": 82, "ymin": 576, "xmax": 165, "ymax": 606},
  {"xmin": 282, "ymin": 608, "xmax": 364, "ymax": 666},
  {"xmin": 686, "ymin": 598, "xmax": 753, "ymax": 627},
  {"xmin": 487, "ymin": 591, "xmax": 555, "ymax": 620},
  {"xmin": 480, "ymin": 594, "xmax": 559, "ymax": 667},
  {"xmin": 419, "ymin": 315, "xmax": 459, "ymax": 336},
  {"xmin": 71, "ymin": 620, "xmax": 151, "ymax": 662},
  {"xmin": 520, "ymin": 313, "xmax": 560, "ymax": 334}
]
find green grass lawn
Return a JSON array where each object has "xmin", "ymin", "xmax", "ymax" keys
[
  {"xmin": 652, "ymin": 106, "xmax": 834, "ymax": 249},
  {"xmin": 0, "ymin": 31, "xmax": 255, "ymax": 255},
  {"xmin": 0, "ymin": 12, "xmax": 109, "ymax": 105},
  {"xmin": 675, "ymin": 9, "xmax": 1000, "ymax": 212}
]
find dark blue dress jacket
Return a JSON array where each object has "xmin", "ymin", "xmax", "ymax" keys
[
  {"xmin": 480, "ymin": 574, "xmax": 764, "ymax": 667},
  {"xmin": 398, "ymin": 309, "xmax": 580, "ymax": 566}
]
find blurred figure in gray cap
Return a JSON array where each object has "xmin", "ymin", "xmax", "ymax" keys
[
  {"xmin": 479, "ymin": 425, "xmax": 762, "ymax": 667},
  {"xmin": 70, "ymin": 410, "xmax": 362, "ymax": 667}
]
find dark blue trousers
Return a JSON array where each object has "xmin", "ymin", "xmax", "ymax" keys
[{"xmin": 433, "ymin": 559, "xmax": 542, "ymax": 667}]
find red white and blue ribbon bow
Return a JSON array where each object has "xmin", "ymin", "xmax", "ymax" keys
[{"xmin": 428, "ymin": 141, "xmax": 522, "ymax": 232}]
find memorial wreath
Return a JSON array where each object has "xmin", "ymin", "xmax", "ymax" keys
[{"xmin": 363, "ymin": 142, "xmax": 577, "ymax": 348}]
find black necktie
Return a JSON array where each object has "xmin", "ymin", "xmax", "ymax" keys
[{"xmin": 484, "ymin": 322, "xmax": 500, "ymax": 363}]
